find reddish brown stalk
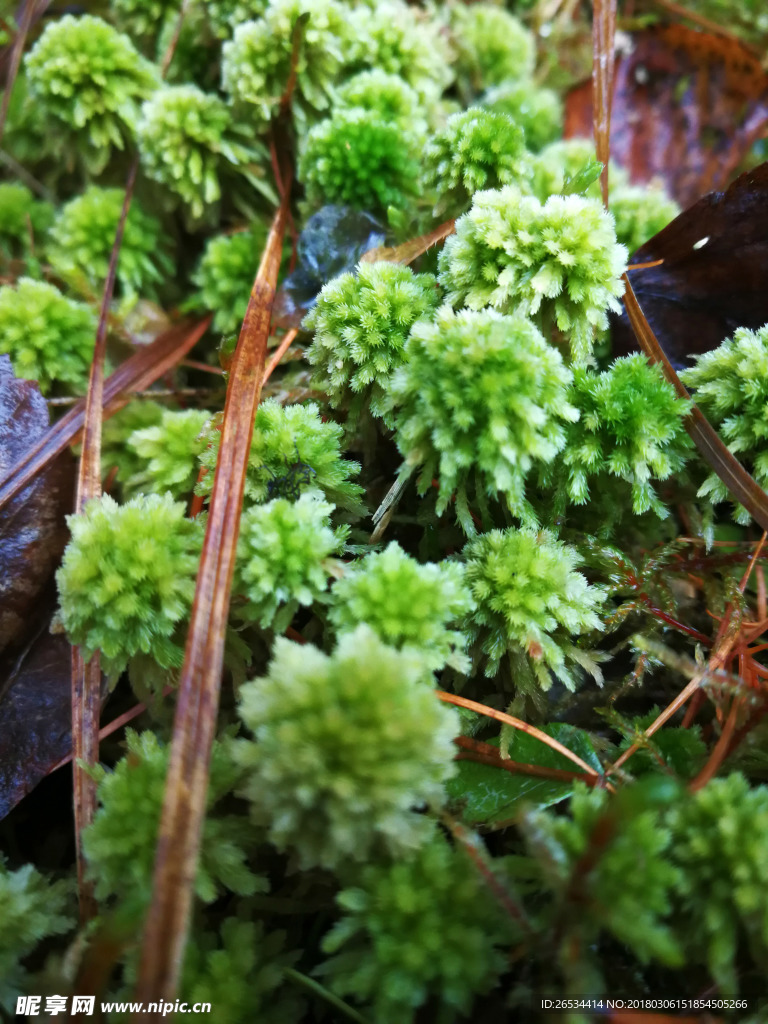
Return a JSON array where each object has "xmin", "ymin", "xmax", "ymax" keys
[
  {"xmin": 607, "ymin": 534, "xmax": 767, "ymax": 776},
  {"xmin": 134, "ymin": 199, "xmax": 288, "ymax": 1011},
  {"xmin": 454, "ymin": 735, "xmax": 599, "ymax": 785},
  {"xmin": 263, "ymin": 327, "xmax": 299, "ymax": 384},
  {"xmin": 592, "ymin": 0, "xmax": 617, "ymax": 206},
  {"xmin": 436, "ymin": 691, "xmax": 601, "ymax": 777},
  {"xmin": 0, "ymin": 0, "xmax": 42, "ymax": 147},
  {"xmin": 0, "ymin": 316, "xmax": 212, "ymax": 512},
  {"xmin": 623, "ymin": 276, "xmax": 768, "ymax": 532},
  {"xmin": 70, "ymin": 156, "xmax": 140, "ymax": 922}
]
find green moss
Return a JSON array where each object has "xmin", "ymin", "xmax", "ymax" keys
[
  {"xmin": 192, "ymin": 226, "xmax": 269, "ymax": 335},
  {"xmin": 0, "ymin": 278, "xmax": 96, "ymax": 393},
  {"xmin": 234, "ymin": 626, "xmax": 460, "ymax": 870},
  {"xmin": 449, "ymin": 4, "xmax": 535, "ymax": 92}
]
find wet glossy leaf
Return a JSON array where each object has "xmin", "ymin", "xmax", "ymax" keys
[
  {"xmin": 612, "ymin": 161, "xmax": 768, "ymax": 366},
  {"xmin": 446, "ymin": 724, "xmax": 602, "ymax": 829},
  {"xmin": 271, "ymin": 205, "xmax": 386, "ymax": 328},
  {"xmin": 0, "ymin": 356, "xmax": 74, "ymax": 656}
]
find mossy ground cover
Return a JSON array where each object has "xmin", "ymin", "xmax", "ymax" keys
[{"xmin": 1, "ymin": 2, "xmax": 768, "ymax": 1021}]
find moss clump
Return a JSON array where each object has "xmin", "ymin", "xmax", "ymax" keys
[
  {"xmin": 390, "ymin": 307, "xmax": 577, "ymax": 531},
  {"xmin": 463, "ymin": 526, "xmax": 605, "ymax": 687},
  {"xmin": 192, "ymin": 226, "xmax": 268, "ymax": 335},
  {"xmin": 233, "ymin": 627, "xmax": 459, "ymax": 870},
  {"xmin": 56, "ymin": 493, "xmax": 203, "ymax": 677},
  {"xmin": 0, "ymin": 278, "xmax": 96, "ymax": 393},
  {"xmin": 303, "ymin": 261, "xmax": 439, "ymax": 423}
]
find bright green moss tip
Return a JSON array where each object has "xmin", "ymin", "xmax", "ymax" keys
[
  {"xmin": 197, "ymin": 398, "xmax": 365, "ymax": 514},
  {"xmin": 390, "ymin": 307, "xmax": 577, "ymax": 531},
  {"xmin": 463, "ymin": 526, "xmax": 605, "ymax": 687},
  {"xmin": 560, "ymin": 354, "xmax": 692, "ymax": 519},
  {"xmin": 329, "ymin": 542, "xmax": 470, "ymax": 672},
  {"xmin": 449, "ymin": 3, "xmax": 535, "ymax": 92},
  {"xmin": 680, "ymin": 323, "xmax": 768, "ymax": 522},
  {"xmin": 56, "ymin": 493, "xmax": 203, "ymax": 677},
  {"xmin": 122, "ymin": 408, "xmax": 213, "ymax": 499},
  {"xmin": 24, "ymin": 14, "xmax": 158, "ymax": 171},
  {"xmin": 319, "ymin": 836, "xmax": 515, "ymax": 1024},
  {"xmin": 48, "ymin": 186, "xmax": 172, "ymax": 300},
  {"xmin": 298, "ymin": 107, "xmax": 421, "ymax": 214},
  {"xmin": 347, "ymin": 1, "xmax": 452, "ymax": 99},
  {"xmin": 235, "ymin": 493, "xmax": 347, "ymax": 630},
  {"xmin": 192, "ymin": 225, "xmax": 269, "ymax": 334},
  {"xmin": 0, "ymin": 278, "xmax": 96, "ymax": 393},
  {"xmin": 222, "ymin": 0, "xmax": 349, "ymax": 122},
  {"xmin": 421, "ymin": 107, "xmax": 532, "ymax": 217},
  {"xmin": 83, "ymin": 730, "xmax": 264, "ymax": 914},
  {"xmin": 137, "ymin": 85, "xmax": 258, "ymax": 217},
  {"xmin": 303, "ymin": 261, "xmax": 439, "ymax": 422},
  {"xmin": 439, "ymin": 185, "xmax": 628, "ymax": 364},
  {"xmin": 335, "ymin": 69, "xmax": 425, "ymax": 133},
  {"xmin": 234, "ymin": 626, "xmax": 460, "ymax": 870}
]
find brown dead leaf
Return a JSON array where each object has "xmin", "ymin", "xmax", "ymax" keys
[{"xmin": 565, "ymin": 25, "xmax": 768, "ymax": 206}]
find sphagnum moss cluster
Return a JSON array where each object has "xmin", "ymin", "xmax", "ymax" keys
[{"xmin": 2, "ymin": 1, "xmax": 767, "ymax": 1021}]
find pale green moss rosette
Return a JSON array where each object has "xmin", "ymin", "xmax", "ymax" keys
[
  {"xmin": 83, "ymin": 730, "xmax": 263, "ymax": 915},
  {"xmin": 449, "ymin": 3, "xmax": 535, "ymax": 93},
  {"xmin": 346, "ymin": 1, "xmax": 452, "ymax": 99},
  {"xmin": 463, "ymin": 527, "xmax": 605, "ymax": 688},
  {"xmin": 233, "ymin": 626, "xmax": 460, "ymax": 870},
  {"xmin": 24, "ymin": 14, "xmax": 158, "ymax": 172},
  {"xmin": 191, "ymin": 226, "xmax": 269, "ymax": 335},
  {"xmin": 0, "ymin": 859, "xmax": 73, "ymax": 1012},
  {"xmin": 665, "ymin": 774, "xmax": 768, "ymax": 992},
  {"xmin": 235, "ymin": 493, "xmax": 347, "ymax": 630},
  {"xmin": 421, "ymin": 107, "xmax": 532, "ymax": 217},
  {"xmin": 335, "ymin": 69, "xmax": 426, "ymax": 133},
  {"xmin": 558, "ymin": 355, "xmax": 692, "ymax": 520},
  {"xmin": 329, "ymin": 542, "xmax": 470, "ymax": 672},
  {"xmin": 303, "ymin": 262, "xmax": 439, "ymax": 423},
  {"xmin": 390, "ymin": 307, "xmax": 578, "ymax": 532},
  {"xmin": 481, "ymin": 80, "xmax": 563, "ymax": 152},
  {"xmin": 122, "ymin": 408, "xmax": 213, "ymax": 499},
  {"xmin": 318, "ymin": 836, "xmax": 516, "ymax": 1024},
  {"xmin": 680, "ymin": 324, "xmax": 768, "ymax": 523},
  {"xmin": 438, "ymin": 186, "xmax": 628, "ymax": 364},
  {"xmin": 298, "ymin": 107, "xmax": 421, "ymax": 214},
  {"xmin": 197, "ymin": 398, "xmax": 365, "ymax": 514},
  {"xmin": 48, "ymin": 186, "xmax": 172, "ymax": 300},
  {"xmin": 222, "ymin": 0, "xmax": 349, "ymax": 124},
  {"xmin": 137, "ymin": 85, "xmax": 265, "ymax": 217},
  {"xmin": 56, "ymin": 493, "xmax": 203, "ymax": 678},
  {"xmin": 0, "ymin": 278, "xmax": 96, "ymax": 393}
]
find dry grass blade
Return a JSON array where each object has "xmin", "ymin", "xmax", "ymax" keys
[
  {"xmin": 134, "ymin": 201, "xmax": 287, "ymax": 1009},
  {"xmin": 592, "ymin": 0, "xmax": 617, "ymax": 206},
  {"xmin": 623, "ymin": 275, "xmax": 768, "ymax": 531},
  {"xmin": 454, "ymin": 735, "xmax": 598, "ymax": 784},
  {"xmin": 436, "ymin": 690, "xmax": 602, "ymax": 777},
  {"xmin": 361, "ymin": 219, "xmax": 456, "ymax": 265},
  {"xmin": 70, "ymin": 156, "xmax": 140, "ymax": 922},
  {"xmin": 0, "ymin": 316, "xmax": 212, "ymax": 512}
]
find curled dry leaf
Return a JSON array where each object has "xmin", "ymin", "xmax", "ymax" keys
[
  {"xmin": 0, "ymin": 355, "xmax": 74, "ymax": 656},
  {"xmin": 565, "ymin": 25, "xmax": 768, "ymax": 207}
]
